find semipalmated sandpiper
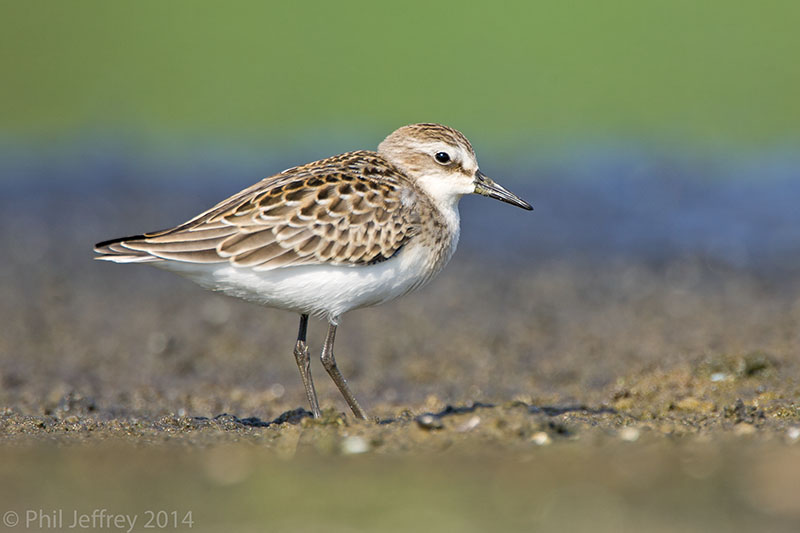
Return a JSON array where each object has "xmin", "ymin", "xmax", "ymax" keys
[{"xmin": 95, "ymin": 123, "xmax": 532, "ymax": 420}]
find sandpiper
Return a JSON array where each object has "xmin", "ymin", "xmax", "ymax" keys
[{"xmin": 95, "ymin": 123, "xmax": 532, "ymax": 420}]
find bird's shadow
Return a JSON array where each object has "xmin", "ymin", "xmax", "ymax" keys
[
  {"xmin": 197, "ymin": 402, "xmax": 617, "ymax": 428},
  {"xmin": 195, "ymin": 408, "xmax": 314, "ymax": 428}
]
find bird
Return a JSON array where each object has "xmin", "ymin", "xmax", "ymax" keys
[{"xmin": 94, "ymin": 123, "xmax": 532, "ymax": 420}]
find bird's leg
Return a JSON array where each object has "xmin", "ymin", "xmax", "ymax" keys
[
  {"xmin": 293, "ymin": 314, "xmax": 321, "ymax": 418},
  {"xmin": 320, "ymin": 322, "xmax": 368, "ymax": 420}
]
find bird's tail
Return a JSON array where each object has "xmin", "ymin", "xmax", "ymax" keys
[{"xmin": 94, "ymin": 235, "xmax": 161, "ymax": 264}]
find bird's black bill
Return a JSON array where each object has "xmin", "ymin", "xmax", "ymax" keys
[{"xmin": 473, "ymin": 170, "xmax": 533, "ymax": 210}]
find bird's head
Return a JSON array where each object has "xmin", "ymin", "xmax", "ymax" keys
[{"xmin": 378, "ymin": 123, "xmax": 532, "ymax": 211}]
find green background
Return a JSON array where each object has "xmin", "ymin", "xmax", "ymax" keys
[{"xmin": 2, "ymin": 0, "xmax": 799, "ymax": 153}]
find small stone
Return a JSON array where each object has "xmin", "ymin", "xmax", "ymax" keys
[
  {"xmin": 710, "ymin": 372, "xmax": 731, "ymax": 382},
  {"xmin": 619, "ymin": 427, "xmax": 641, "ymax": 442},
  {"xmin": 733, "ymin": 423, "xmax": 756, "ymax": 436},
  {"xmin": 341, "ymin": 435, "xmax": 369, "ymax": 455},
  {"xmin": 455, "ymin": 415, "xmax": 480, "ymax": 433},
  {"xmin": 531, "ymin": 432, "xmax": 551, "ymax": 446},
  {"xmin": 416, "ymin": 414, "xmax": 443, "ymax": 430},
  {"xmin": 786, "ymin": 427, "xmax": 800, "ymax": 442}
]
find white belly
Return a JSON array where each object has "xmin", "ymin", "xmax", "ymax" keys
[{"xmin": 156, "ymin": 239, "xmax": 452, "ymax": 322}]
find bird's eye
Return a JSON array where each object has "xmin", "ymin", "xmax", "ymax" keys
[{"xmin": 434, "ymin": 152, "xmax": 451, "ymax": 164}]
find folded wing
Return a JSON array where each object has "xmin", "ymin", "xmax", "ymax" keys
[{"xmin": 94, "ymin": 151, "xmax": 422, "ymax": 270}]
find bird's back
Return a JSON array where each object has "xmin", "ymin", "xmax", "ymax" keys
[{"xmin": 94, "ymin": 150, "xmax": 440, "ymax": 271}]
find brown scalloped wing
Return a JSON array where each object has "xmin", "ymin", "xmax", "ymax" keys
[{"xmin": 116, "ymin": 151, "xmax": 422, "ymax": 270}]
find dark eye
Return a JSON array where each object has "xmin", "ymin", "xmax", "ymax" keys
[{"xmin": 434, "ymin": 152, "xmax": 451, "ymax": 164}]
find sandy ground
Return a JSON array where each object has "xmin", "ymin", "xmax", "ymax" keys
[
  {"xmin": 1, "ymin": 170, "xmax": 799, "ymax": 530},
  {"xmin": 2, "ymin": 253, "xmax": 799, "ymax": 531},
  {"xmin": 4, "ymin": 255, "xmax": 799, "ymax": 432}
]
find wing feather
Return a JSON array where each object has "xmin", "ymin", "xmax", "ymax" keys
[{"xmin": 94, "ymin": 150, "xmax": 424, "ymax": 269}]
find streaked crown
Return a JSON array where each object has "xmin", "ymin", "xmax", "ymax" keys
[
  {"xmin": 377, "ymin": 123, "xmax": 478, "ymax": 178},
  {"xmin": 376, "ymin": 122, "xmax": 532, "ymax": 212}
]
